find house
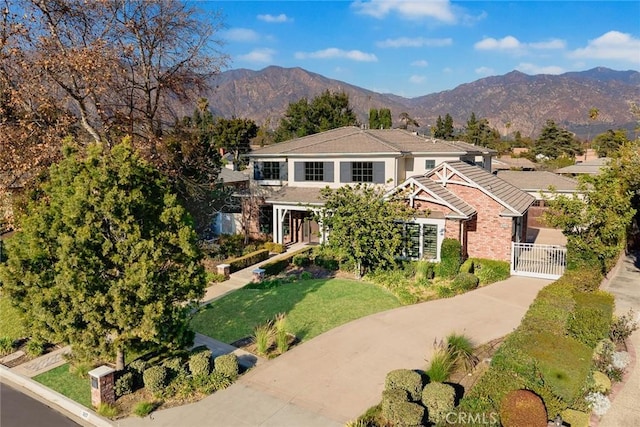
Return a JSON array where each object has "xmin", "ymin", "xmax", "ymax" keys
[
  {"xmin": 496, "ymin": 170, "xmax": 580, "ymax": 228},
  {"xmin": 212, "ymin": 168, "xmax": 250, "ymax": 235},
  {"xmin": 491, "ymin": 155, "xmax": 537, "ymax": 172},
  {"xmin": 389, "ymin": 161, "xmax": 535, "ymax": 262},
  {"xmin": 246, "ymin": 126, "xmax": 497, "ymax": 245},
  {"xmin": 555, "ymin": 157, "xmax": 611, "ymax": 175}
]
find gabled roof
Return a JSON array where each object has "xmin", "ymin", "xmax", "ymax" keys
[
  {"xmin": 496, "ymin": 171, "xmax": 579, "ymax": 192},
  {"xmin": 555, "ymin": 157, "xmax": 610, "ymax": 175},
  {"xmin": 248, "ymin": 126, "xmax": 497, "ymax": 157},
  {"xmin": 428, "ymin": 161, "xmax": 535, "ymax": 216},
  {"xmin": 390, "ymin": 176, "xmax": 476, "ymax": 219}
]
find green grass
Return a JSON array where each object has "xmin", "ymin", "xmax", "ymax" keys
[
  {"xmin": 0, "ymin": 295, "xmax": 26, "ymax": 340},
  {"xmin": 33, "ymin": 364, "xmax": 91, "ymax": 408},
  {"xmin": 191, "ymin": 278, "xmax": 401, "ymax": 344}
]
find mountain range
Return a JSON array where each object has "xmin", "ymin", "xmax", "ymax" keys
[{"xmin": 199, "ymin": 66, "xmax": 640, "ymax": 139}]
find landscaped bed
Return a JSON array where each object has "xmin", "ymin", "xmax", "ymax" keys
[{"xmin": 191, "ymin": 277, "xmax": 401, "ymax": 344}]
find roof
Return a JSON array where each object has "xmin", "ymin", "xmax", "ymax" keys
[
  {"xmin": 218, "ymin": 168, "xmax": 249, "ymax": 184},
  {"xmin": 248, "ymin": 126, "xmax": 497, "ymax": 157},
  {"xmin": 492, "ymin": 155, "xmax": 537, "ymax": 171},
  {"xmin": 264, "ymin": 186, "xmax": 324, "ymax": 206},
  {"xmin": 429, "ymin": 161, "xmax": 535, "ymax": 216},
  {"xmin": 496, "ymin": 171, "xmax": 579, "ymax": 192},
  {"xmin": 410, "ymin": 176, "xmax": 477, "ymax": 218},
  {"xmin": 555, "ymin": 157, "xmax": 611, "ymax": 175}
]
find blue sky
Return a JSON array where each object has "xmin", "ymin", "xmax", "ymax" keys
[{"xmin": 199, "ymin": 1, "xmax": 640, "ymax": 98}]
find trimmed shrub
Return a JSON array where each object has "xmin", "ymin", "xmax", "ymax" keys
[
  {"xmin": 188, "ymin": 349, "xmax": 212, "ymax": 378},
  {"xmin": 314, "ymin": 255, "xmax": 339, "ymax": 271},
  {"xmin": 292, "ymin": 254, "xmax": 311, "ymax": 267},
  {"xmin": 561, "ymin": 266, "xmax": 603, "ymax": 292},
  {"xmin": 261, "ymin": 247, "xmax": 314, "ymax": 276},
  {"xmin": 437, "ymin": 238, "xmax": 461, "ymax": 279},
  {"xmin": 227, "ymin": 249, "xmax": 270, "ymax": 273},
  {"xmin": 499, "ymin": 389, "xmax": 547, "ymax": 427},
  {"xmin": 469, "ymin": 258, "xmax": 510, "ymax": 284},
  {"xmin": 143, "ymin": 366, "xmax": 167, "ymax": 395},
  {"xmin": 0, "ymin": 337, "xmax": 14, "ymax": 356},
  {"xmin": 592, "ymin": 371, "xmax": 612, "ymax": 394},
  {"xmin": 568, "ymin": 291, "xmax": 614, "ymax": 348},
  {"xmin": 163, "ymin": 356, "xmax": 187, "ymax": 377},
  {"xmin": 381, "ymin": 389, "xmax": 409, "ymax": 422},
  {"xmin": 115, "ymin": 371, "xmax": 134, "ymax": 397},
  {"xmin": 560, "ymin": 409, "xmax": 590, "ymax": 427},
  {"xmin": 214, "ymin": 353, "xmax": 239, "ymax": 380},
  {"xmin": 422, "ymin": 382, "xmax": 456, "ymax": 424},
  {"xmin": 384, "ymin": 369, "xmax": 422, "ymax": 401},
  {"xmin": 207, "ymin": 272, "xmax": 226, "ymax": 283},
  {"xmin": 128, "ymin": 359, "xmax": 147, "ymax": 388},
  {"xmin": 25, "ymin": 339, "xmax": 44, "ymax": 357},
  {"xmin": 263, "ymin": 242, "xmax": 285, "ymax": 254},
  {"xmin": 194, "ymin": 370, "xmax": 232, "ymax": 394},
  {"xmin": 387, "ymin": 401, "xmax": 425, "ymax": 427},
  {"xmin": 451, "ymin": 272, "xmax": 479, "ymax": 292}
]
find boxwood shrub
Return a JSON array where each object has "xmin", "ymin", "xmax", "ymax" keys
[
  {"xmin": 451, "ymin": 272, "xmax": 479, "ymax": 292},
  {"xmin": 261, "ymin": 247, "xmax": 313, "ymax": 276},
  {"xmin": 143, "ymin": 366, "xmax": 167, "ymax": 395},
  {"xmin": 384, "ymin": 369, "xmax": 423, "ymax": 401},
  {"xmin": 115, "ymin": 371, "xmax": 134, "ymax": 397},
  {"xmin": 188, "ymin": 349, "xmax": 212, "ymax": 378},
  {"xmin": 214, "ymin": 353, "xmax": 239, "ymax": 380},
  {"xmin": 421, "ymin": 382, "xmax": 456, "ymax": 424},
  {"xmin": 437, "ymin": 238, "xmax": 462, "ymax": 279},
  {"xmin": 227, "ymin": 249, "xmax": 270, "ymax": 273},
  {"xmin": 387, "ymin": 401, "xmax": 425, "ymax": 427}
]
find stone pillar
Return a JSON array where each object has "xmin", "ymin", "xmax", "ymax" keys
[
  {"xmin": 217, "ymin": 263, "xmax": 230, "ymax": 279},
  {"xmin": 88, "ymin": 365, "xmax": 116, "ymax": 407},
  {"xmin": 252, "ymin": 268, "xmax": 265, "ymax": 283}
]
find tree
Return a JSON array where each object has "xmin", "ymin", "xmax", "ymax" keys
[
  {"xmin": 433, "ymin": 114, "xmax": 455, "ymax": 140},
  {"xmin": 463, "ymin": 112, "xmax": 501, "ymax": 150},
  {"xmin": 379, "ymin": 108, "xmax": 393, "ymax": 129},
  {"xmin": 274, "ymin": 90, "xmax": 357, "ymax": 142},
  {"xmin": 0, "ymin": 141, "xmax": 206, "ymax": 370},
  {"xmin": 369, "ymin": 108, "xmax": 380, "ymax": 129},
  {"xmin": 593, "ymin": 129, "xmax": 629, "ymax": 157},
  {"xmin": 533, "ymin": 120, "xmax": 583, "ymax": 159},
  {"xmin": 399, "ymin": 112, "xmax": 419, "ymax": 130},
  {"xmin": 315, "ymin": 184, "xmax": 414, "ymax": 278},
  {"xmin": 211, "ymin": 117, "xmax": 258, "ymax": 170}
]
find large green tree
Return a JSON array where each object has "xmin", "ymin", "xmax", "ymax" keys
[
  {"xmin": 593, "ymin": 129, "xmax": 629, "ymax": 157},
  {"xmin": 533, "ymin": 120, "xmax": 583, "ymax": 159},
  {"xmin": 210, "ymin": 117, "xmax": 258, "ymax": 169},
  {"xmin": 0, "ymin": 141, "xmax": 206, "ymax": 370},
  {"xmin": 274, "ymin": 90, "xmax": 357, "ymax": 142},
  {"xmin": 462, "ymin": 112, "xmax": 501, "ymax": 149},
  {"xmin": 315, "ymin": 184, "xmax": 414, "ymax": 278},
  {"xmin": 433, "ymin": 114, "xmax": 455, "ymax": 140}
]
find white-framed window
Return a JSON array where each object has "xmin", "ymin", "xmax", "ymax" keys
[
  {"xmin": 425, "ymin": 159, "xmax": 436, "ymax": 171},
  {"xmin": 397, "ymin": 220, "xmax": 443, "ymax": 260}
]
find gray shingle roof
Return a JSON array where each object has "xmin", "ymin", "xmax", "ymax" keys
[
  {"xmin": 248, "ymin": 126, "xmax": 497, "ymax": 157},
  {"xmin": 496, "ymin": 171, "xmax": 579, "ymax": 192},
  {"xmin": 555, "ymin": 157, "xmax": 611, "ymax": 175},
  {"xmin": 431, "ymin": 161, "xmax": 535, "ymax": 216},
  {"xmin": 264, "ymin": 186, "xmax": 324, "ymax": 205},
  {"xmin": 218, "ymin": 168, "xmax": 249, "ymax": 184}
]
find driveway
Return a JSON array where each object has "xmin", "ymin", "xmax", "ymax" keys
[{"xmin": 121, "ymin": 275, "xmax": 550, "ymax": 426}]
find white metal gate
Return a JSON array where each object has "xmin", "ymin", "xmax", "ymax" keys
[{"xmin": 511, "ymin": 242, "xmax": 567, "ymax": 280}]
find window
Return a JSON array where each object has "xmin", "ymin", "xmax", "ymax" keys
[
  {"xmin": 425, "ymin": 159, "xmax": 436, "ymax": 171},
  {"xmin": 259, "ymin": 206, "xmax": 273, "ymax": 234},
  {"xmin": 305, "ymin": 162, "xmax": 324, "ymax": 181},
  {"xmin": 352, "ymin": 162, "xmax": 374, "ymax": 182},
  {"xmin": 262, "ymin": 162, "xmax": 281, "ymax": 180},
  {"xmin": 422, "ymin": 224, "xmax": 438, "ymax": 259},
  {"xmin": 398, "ymin": 222, "xmax": 439, "ymax": 260}
]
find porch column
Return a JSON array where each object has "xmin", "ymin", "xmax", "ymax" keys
[{"xmin": 272, "ymin": 206, "xmax": 279, "ymax": 243}]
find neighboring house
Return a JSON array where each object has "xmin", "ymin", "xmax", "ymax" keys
[
  {"xmin": 496, "ymin": 171, "xmax": 580, "ymax": 228},
  {"xmin": 555, "ymin": 157, "xmax": 611, "ymax": 175},
  {"xmin": 213, "ymin": 168, "xmax": 250, "ymax": 236},
  {"xmin": 246, "ymin": 126, "xmax": 497, "ymax": 245},
  {"xmin": 492, "ymin": 155, "xmax": 537, "ymax": 172},
  {"xmin": 389, "ymin": 161, "xmax": 535, "ymax": 262}
]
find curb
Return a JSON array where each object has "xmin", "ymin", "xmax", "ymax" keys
[{"xmin": 0, "ymin": 365, "xmax": 114, "ymax": 427}]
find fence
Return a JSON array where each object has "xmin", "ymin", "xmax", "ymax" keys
[{"xmin": 511, "ymin": 242, "xmax": 566, "ymax": 280}]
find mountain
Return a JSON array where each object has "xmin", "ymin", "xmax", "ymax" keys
[{"xmin": 201, "ymin": 66, "xmax": 640, "ymax": 138}]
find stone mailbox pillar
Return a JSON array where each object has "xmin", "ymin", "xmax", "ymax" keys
[
  {"xmin": 88, "ymin": 365, "xmax": 116, "ymax": 407},
  {"xmin": 217, "ymin": 263, "xmax": 231, "ymax": 279},
  {"xmin": 252, "ymin": 267, "xmax": 265, "ymax": 283}
]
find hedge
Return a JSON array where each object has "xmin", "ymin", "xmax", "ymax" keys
[
  {"xmin": 261, "ymin": 247, "xmax": 314, "ymax": 276},
  {"xmin": 227, "ymin": 249, "xmax": 270, "ymax": 273},
  {"xmin": 437, "ymin": 238, "xmax": 462, "ymax": 279}
]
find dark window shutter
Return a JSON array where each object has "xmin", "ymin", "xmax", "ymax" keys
[
  {"xmin": 294, "ymin": 162, "xmax": 305, "ymax": 181},
  {"xmin": 280, "ymin": 162, "xmax": 288, "ymax": 180},
  {"xmin": 324, "ymin": 162, "xmax": 334, "ymax": 182},
  {"xmin": 340, "ymin": 162, "xmax": 351, "ymax": 183},
  {"xmin": 253, "ymin": 162, "xmax": 263, "ymax": 180},
  {"xmin": 373, "ymin": 162, "xmax": 385, "ymax": 183}
]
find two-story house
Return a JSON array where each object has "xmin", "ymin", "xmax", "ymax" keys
[{"xmin": 245, "ymin": 126, "xmax": 503, "ymax": 254}]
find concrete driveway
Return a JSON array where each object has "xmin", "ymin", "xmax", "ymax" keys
[{"xmin": 120, "ymin": 275, "xmax": 550, "ymax": 427}]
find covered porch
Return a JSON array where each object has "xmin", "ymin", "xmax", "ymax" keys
[{"xmin": 266, "ymin": 187, "xmax": 325, "ymax": 245}]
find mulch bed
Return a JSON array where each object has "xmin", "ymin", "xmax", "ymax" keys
[{"xmin": 0, "ymin": 339, "xmax": 62, "ymax": 368}]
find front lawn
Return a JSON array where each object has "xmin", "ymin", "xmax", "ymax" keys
[
  {"xmin": 0, "ymin": 295, "xmax": 26, "ymax": 340},
  {"xmin": 191, "ymin": 278, "xmax": 401, "ymax": 344},
  {"xmin": 33, "ymin": 364, "xmax": 91, "ymax": 408}
]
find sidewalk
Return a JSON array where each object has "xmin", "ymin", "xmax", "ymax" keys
[{"xmin": 599, "ymin": 250, "xmax": 640, "ymax": 427}]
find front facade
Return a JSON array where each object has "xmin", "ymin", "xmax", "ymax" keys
[{"xmin": 246, "ymin": 126, "xmax": 497, "ymax": 247}]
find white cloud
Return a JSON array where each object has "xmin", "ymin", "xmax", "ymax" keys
[
  {"xmin": 474, "ymin": 36, "xmax": 522, "ymax": 50},
  {"xmin": 516, "ymin": 63, "xmax": 564, "ymax": 75},
  {"xmin": 442, "ymin": 67, "xmax": 453, "ymax": 73},
  {"xmin": 376, "ymin": 37, "xmax": 452, "ymax": 48},
  {"xmin": 238, "ymin": 48, "xmax": 276, "ymax": 64},
  {"xmin": 224, "ymin": 28, "xmax": 260, "ymax": 43},
  {"xmin": 475, "ymin": 66, "xmax": 494, "ymax": 75},
  {"xmin": 409, "ymin": 75, "xmax": 426, "ymax": 84},
  {"xmin": 295, "ymin": 48, "xmax": 378, "ymax": 62},
  {"xmin": 570, "ymin": 31, "xmax": 640, "ymax": 63},
  {"xmin": 352, "ymin": 0, "xmax": 456, "ymax": 23},
  {"xmin": 257, "ymin": 13, "xmax": 292, "ymax": 23},
  {"xmin": 529, "ymin": 39, "xmax": 566, "ymax": 49},
  {"xmin": 411, "ymin": 60, "xmax": 429, "ymax": 67}
]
